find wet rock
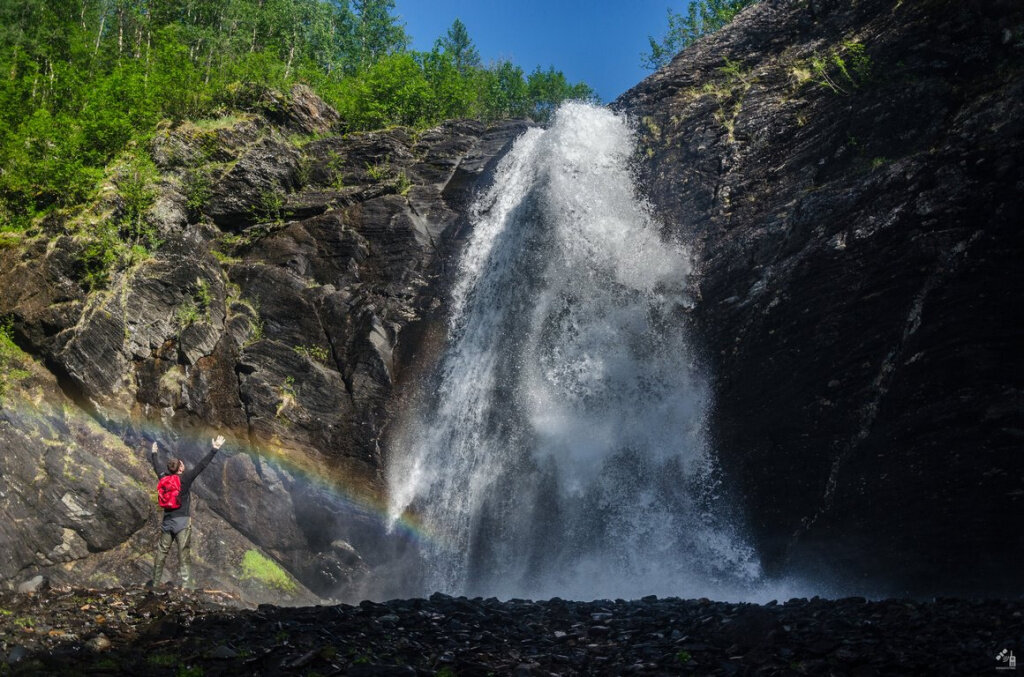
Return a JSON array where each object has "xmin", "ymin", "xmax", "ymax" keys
[
  {"xmin": 0, "ymin": 87, "xmax": 526, "ymax": 600},
  {"xmin": 16, "ymin": 576, "xmax": 48, "ymax": 595},
  {"xmin": 619, "ymin": 0, "xmax": 1024, "ymax": 596},
  {"xmin": 208, "ymin": 645, "xmax": 238, "ymax": 659},
  {"xmin": 86, "ymin": 633, "xmax": 112, "ymax": 651},
  {"xmin": 6, "ymin": 646, "xmax": 29, "ymax": 665}
]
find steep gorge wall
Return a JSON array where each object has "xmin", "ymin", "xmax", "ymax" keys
[
  {"xmin": 0, "ymin": 87, "xmax": 528, "ymax": 599},
  {"xmin": 2, "ymin": 0, "xmax": 1022, "ymax": 603},
  {"xmin": 619, "ymin": 0, "xmax": 1023, "ymax": 596}
]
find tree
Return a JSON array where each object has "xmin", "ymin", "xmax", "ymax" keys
[
  {"xmin": 479, "ymin": 60, "xmax": 529, "ymax": 120},
  {"xmin": 526, "ymin": 66, "xmax": 597, "ymax": 122},
  {"xmin": 0, "ymin": 0, "xmax": 596, "ymax": 229},
  {"xmin": 641, "ymin": 0, "xmax": 758, "ymax": 71},
  {"xmin": 352, "ymin": 0, "xmax": 408, "ymax": 72},
  {"xmin": 434, "ymin": 18, "xmax": 479, "ymax": 73}
]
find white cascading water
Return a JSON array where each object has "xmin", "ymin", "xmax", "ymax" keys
[{"xmin": 387, "ymin": 102, "xmax": 763, "ymax": 600}]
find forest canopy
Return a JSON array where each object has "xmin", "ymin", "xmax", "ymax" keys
[{"xmin": 0, "ymin": 0, "xmax": 595, "ymax": 227}]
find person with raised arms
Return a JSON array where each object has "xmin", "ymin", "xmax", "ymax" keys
[{"xmin": 148, "ymin": 435, "xmax": 225, "ymax": 590}]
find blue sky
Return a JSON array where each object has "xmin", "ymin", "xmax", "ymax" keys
[{"xmin": 392, "ymin": 1, "xmax": 687, "ymax": 103}]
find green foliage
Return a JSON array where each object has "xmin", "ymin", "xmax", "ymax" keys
[
  {"xmin": 174, "ymin": 300, "xmax": 200, "ymax": 329},
  {"xmin": 281, "ymin": 375, "xmax": 297, "ymax": 399},
  {"xmin": 194, "ymin": 279, "xmax": 212, "ymax": 311},
  {"xmin": 115, "ymin": 152, "xmax": 160, "ymax": 250},
  {"xmin": 643, "ymin": 0, "xmax": 759, "ymax": 70},
  {"xmin": 239, "ymin": 298, "xmax": 265, "ymax": 347},
  {"xmin": 435, "ymin": 19, "xmax": 480, "ymax": 73},
  {"xmin": 182, "ymin": 169, "xmax": 213, "ymax": 214},
  {"xmin": 0, "ymin": 318, "xmax": 31, "ymax": 401},
  {"xmin": 395, "ymin": 169, "xmax": 412, "ymax": 196},
  {"xmin": 147, "ymin": 654, "xmax": 179, "ymax": 668},
  {"xmin": 527, "ymin": 66, "xmax": 597, "ymax": 122},
  {"xmin": 251, "ymin": 189, "xmax": 286, "ymax": 224},
  {"xmin": 80, "ymin": 220, "xmax": 122, "ymax": 290},
  {"xmin": 240, "ymin": 549, "xmax": 297, "ymax": 592},
  {"xmin": 0, "ymin": 0, "xmax": 594, "ymax": 233},
  {"xmin": 808, "ymin": 41, "xmax": 872, "ymax": 95},
  {"xmin": 365, "ymin": 161, "xmax": 391, "ymax": 182},
  {"xmin": 294, "ymin": 344, "xmax": 329, "ymax": 363},
  {"xmin": 717, "ymin": 57, "xmax": 749, "ymax": 86},
  {"xmin": 175, "ymin": 278, "xmax": 212, "ymax": 328}
]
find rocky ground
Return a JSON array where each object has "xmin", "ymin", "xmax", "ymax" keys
[{"xmin": 1, "ymin": 585, "xmax": 1021, "ymax": 676}]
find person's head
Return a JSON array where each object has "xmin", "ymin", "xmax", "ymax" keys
[{"xmin": 166, "ymin": 458, "xmax": 185, "ymax": 475}]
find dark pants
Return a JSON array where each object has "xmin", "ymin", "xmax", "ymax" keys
[{"xmin": 153, "ymin": 521, "xmax": 192, "ymax": 588}]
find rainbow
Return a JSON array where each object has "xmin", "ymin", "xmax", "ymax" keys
[{"xmin": 0, "ymin": 385, "xmax": 437, "ymax": 548}]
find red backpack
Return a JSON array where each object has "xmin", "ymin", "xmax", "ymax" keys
[{"xmin": 157, "ymin": 474, "xmax": 181, "ymax": 509}]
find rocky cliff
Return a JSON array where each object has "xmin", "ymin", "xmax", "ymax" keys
[
  {"xmin": 2, "ymin": 0, "xmax": 1021, "ymax": 603},
  {"xmin": 0, "ymin": 85, "xmax": 529, "ymax": 600},
  {"xmin": 619, "ymin": 0, "xmax": 1023, "ymax": 596}
]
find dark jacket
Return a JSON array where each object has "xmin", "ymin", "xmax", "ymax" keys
[{"xmin": 151, "ymin": 445, "xmax": 218, "ymax": 532}]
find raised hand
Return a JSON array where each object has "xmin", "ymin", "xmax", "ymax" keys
[
  {"xmin": 212, "ymin": 435, "xmax": 226, "ymax": 450},
  {"xmin": 151, "ymin": 441, "xmax": 158, "ymax": 455}
]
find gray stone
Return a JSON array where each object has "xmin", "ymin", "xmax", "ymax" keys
[{"xmin": 16, "ymin": 575, "xmax": 48, "ymax": 594}]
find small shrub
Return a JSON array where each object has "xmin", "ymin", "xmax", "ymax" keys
[
  {"xmin": 395, "ymin": 170, "xmax": 413, "ymax": 196},
  {"xmin": 0, "ymin": 320, "xmax": 30, "ymax": 400},
  {"xmin": 0, "ymin": 232, "xmax": 22, "ymax": 249},
  {"xmin": 116, "ymin": 152, "xmax": 160, "ymax": 250},
  {"xmin": 365, "ymin": 160, "xmax": 391, "ymax": 182},
  {"xmin": 80, "ymin": 220, "xmax": 121, "ymax": 290},
  {"xmin": 717, "ymin": 57, "xmax": 749, "ymax": 86},
  {"xmin": 295, "ymin": 153, "xmax": 313, "ymax": 188},
  {"xmin": 175, "ymin": 279, "xmax": 213, "ymax": 329},
  {"xmin": 175, "ymin": 300, "xmax": 200, "ymax": 328},
  {"xmin": 146, "ymin": 653, "xmax": 178, "ymax": 668},
  {"xmin": 327, "ymin": 151, "xmax": 346, "ymax": 189},
  {"xmin": 281, "ymin": 375, "xmax": 296, "ymax": 398},
  {"xmin": 183, "ymin": 168, "xmax": 212, "ymax": 213},
  {"xmin": 239, "ymin": 298, "xmax": 264, "ymax": 347},
  {"xmin": 194, "ymin": 278, "xmax": 212, "ymax": 312},
  {"xmin": 808, "ymin": 40, "xmax": 871, "ymax": 95},
  {"xmin": 251, "ymin": 189, "xmax": 286, "ymax": 223},
  {"xmin": 247, "ymin": 314, "xmax": 264, "ymax": 344},
  {"xmin": 294, "ymin": 344, "xmax": 329, "ymax": 363}
]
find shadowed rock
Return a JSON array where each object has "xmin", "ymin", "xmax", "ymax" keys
[{"xmin": 618, "ymin": 0, "xmax": 1024, "ymax": 596}]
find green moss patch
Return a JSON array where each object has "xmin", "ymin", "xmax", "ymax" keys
[{"xmin": 239, "ymin": 550, "xmax": 297, "ymax": 593}]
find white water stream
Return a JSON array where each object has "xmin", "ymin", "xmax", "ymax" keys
[{"xmin": 387, "ymin": 103, "xmax": 764, "ymax": 600}]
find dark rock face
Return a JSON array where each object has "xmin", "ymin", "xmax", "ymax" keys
[
  {"xmin": 0, "ymin": 88, "xmax": 530, "ymax": 599},
  {"xmin": 619, "ymin": 0, "xmax": 1024, "ymax": 595}
]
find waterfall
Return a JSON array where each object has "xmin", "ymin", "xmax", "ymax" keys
[{"xmin": 387, "ymin": 103, "xmax": 762, "ymax": 600}]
